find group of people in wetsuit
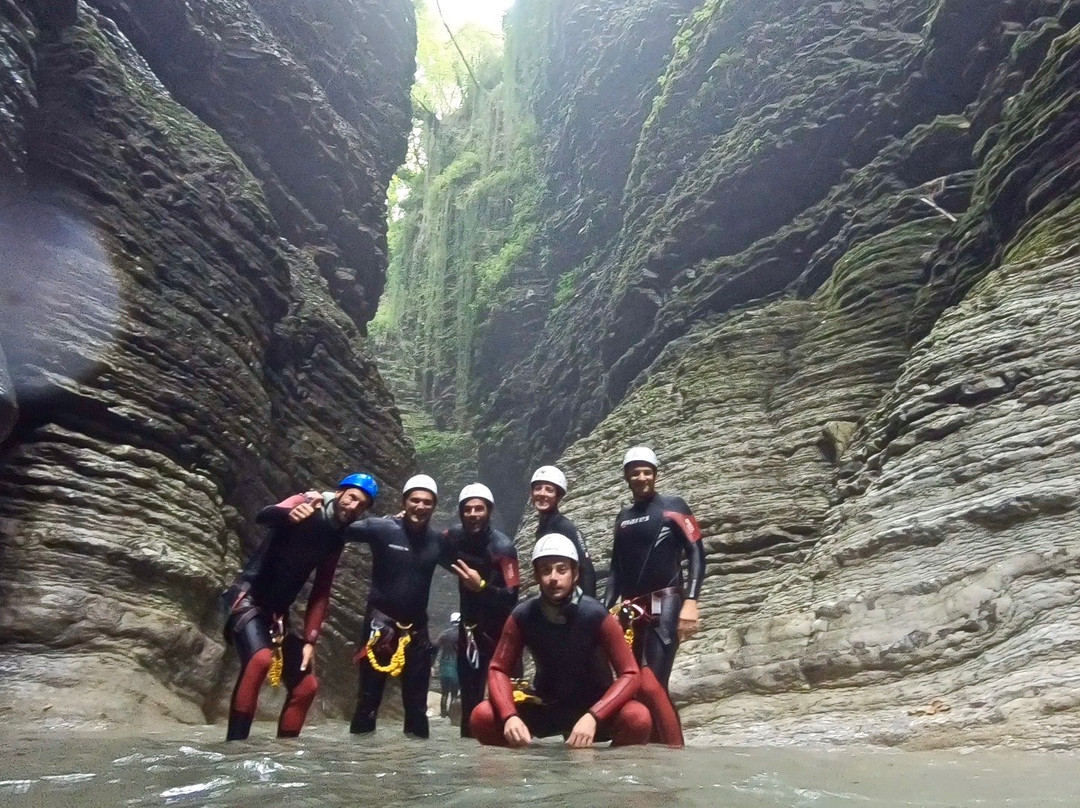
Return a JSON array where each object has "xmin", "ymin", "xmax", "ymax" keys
[{"xmin": 220, "ymin": 445, "xmax": 704, "ymax": 748}]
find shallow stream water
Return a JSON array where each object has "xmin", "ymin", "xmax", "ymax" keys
[{"xmin": 2, "ymin": 718, "xmax": 1077, "ymax": 807}]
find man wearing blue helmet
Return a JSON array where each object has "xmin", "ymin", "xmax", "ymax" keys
[{"xmin": 221, "ymin": 473, "xmax": 377, "ymax": 741}]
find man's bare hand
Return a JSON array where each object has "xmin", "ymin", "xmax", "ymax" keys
[
  {"xmin": 300, "ymin": 642, "xmax": 316, "ymax": 672},
  {"xmin": 288, "ymin": 502, "xmax": 317, "ymax": 523},
  {"xmin": 677, "ymin": 598, "xmax": 700, "ymax": 642},
  {"xmin": 566, "ymin": 713, "xmax": 597, "ymax": 748},
  {"xmin": 503, "ymin": 716, "xmax": 532, "ymax": 747},
  {"xmin": 451, "ymin": 560, "xmax": 484, "ymax": 592}
]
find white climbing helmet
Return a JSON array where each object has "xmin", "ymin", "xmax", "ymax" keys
[
  {"xmin": 458, "ymin": 482, "xmax": 495, "ymax": 507},
  {"xmin": 530, "ymin": 465, "xmax": 568, "ymax": 494},
  {"xmin": 450, "ymin": 612, "xmax": 461, "ymax": 623},
  {"xmin": 402, "ymin": 474, "xmax": 439, "ymax": 499},
  {"xmin": 531, "ymin": 533, "xmax": 579, "ymax": 565},
  {"xmin": 622, "ymin": 446, "xmax": 658, "ymax": 469}
]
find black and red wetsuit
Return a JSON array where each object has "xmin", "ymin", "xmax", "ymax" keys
[
  {"xmin": 441, "ymin": 524, "xmax": 520, "ymax": 737},
  {"xmin": 344, "ymin": 516, "xmax": 444, "ymax": 738},
  {"xmin": 469, "ymin": 594, "xmax": 651, "ymax": 746},
  {"xmin": 223, "ymin": 493, "xmax": 346, "ymax": 741},
  {"xmin": 605, "ymin": 493, "xmax": 704, "ymax": 688},
  {"xmin": 536, "ymin": 511, "xmax": 597, "ymax": 598}
]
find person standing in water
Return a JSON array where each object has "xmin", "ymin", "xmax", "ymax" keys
[
  {"xmin": 605, "ymin": 446, "xmax": 704, "ymax": 687},
  {"xmin": 441, "ymin": 483, "xmax": 520, "ymax": 738},
  {"xmin": 604, "ymin": 446, "xmax": 704, "ymax": 746},
  {"xmin": 289, "ymin": 474, "xmax": 443, "ymax": 738},
  {"xmin": 469, "ymin": 534, "xmax": 652, "ymax": 748},
  {"xmin": 434, "ymin": 612, "xmax": 461, "ymax": 717},
  {"xmin": 530, "ymin": 465, "xmax": 597, "ymax": 597},
  {"xmin": 221, "ymin": 473, "xmax": 377, "ymax": 741}
]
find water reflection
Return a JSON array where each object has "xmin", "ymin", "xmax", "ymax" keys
[{"xmin": 1, "ymin": 720, "xmax": 1078, "ymax": 807}]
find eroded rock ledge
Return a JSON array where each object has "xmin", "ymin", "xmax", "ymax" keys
[
  {"xmin": 548, "ymin": 8, "xmax": 1080, "ymax": 749},
  {"xmin": 0, "ymin": 0, "xmax": 414, "ymax": 725}
]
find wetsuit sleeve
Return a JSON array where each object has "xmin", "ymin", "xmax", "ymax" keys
[
  {"xmin": 302, "ymin": 547, "xmax": 342, "ymax": 644},
  {"xmin": 487, "ymin": 615, "xmax": 524, "ymax": 722},
  {"xmin": 254, "ymin": 494, "xmax": 310, "ymax": 527},
  {"xmin": 589, "ymin": 614, "xmax": 640, "ymax": 722},
  {"xmin": 603, "ymin": 521, "xmax": 621, "ymax": 610},
  {"xmin": 437, "ymin": 530, "xmax": 455, "ymax": 571},
  {"xmin": 480, "ymin": 544, "xmax": 520, "ymax": 611},
  {"xmin": 342, "ymin": 517, "xmax": 381, "ymax": 545},
  {"xmin": 238, "ymin": 496, "xmax": 309, "ymax": 588},
  {"xmin": 665, "ymin": 499, "xmax": 705, "ymax": 600}
]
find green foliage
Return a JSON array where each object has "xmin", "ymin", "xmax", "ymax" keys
[
  {"xmin": 413, "ymin": 0, "xmax": 502, "ymax": 117},
  {"xmin": 553, "ymin": 270, "xmax": 580, "ymax": 308},
  {"xmin": 375, "ymin": 1, "xmax": 551, "ymax": 430}
]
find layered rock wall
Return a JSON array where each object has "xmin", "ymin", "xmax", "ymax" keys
[
  {"xmin": 551, "ymin": 4, "xmax": 1080, "ymax": 748},
  {"xmin": 0, "ymin": 0, "xmax": 414, "ymax": 725},
  {"xmin": 391, "ymin": 0, "xmax": 1080, "ymax": 746}
]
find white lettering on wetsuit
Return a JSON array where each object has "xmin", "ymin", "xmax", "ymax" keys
[{"xmin": 620, "ymin": 515, "xmax": 651, "ymax": 528}]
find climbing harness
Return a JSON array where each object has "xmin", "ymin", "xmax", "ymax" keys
[
  {"xmin": 463, "ymin": 622, "xmax": 481, "ymax": 669},
  {"xmin": 511, "ymin": 679, "xmax": 543, "ymax": 706},
  {"xmin": 267, "ymin": 615, "xmax": 285, "ymax": 687},
  {"xmin": 612, "ymin": 600, "xmax": 648, "ymax": 649},
  {"xmin": 365, "ymin": 622, "xmax": 414, "ymax": 677}
]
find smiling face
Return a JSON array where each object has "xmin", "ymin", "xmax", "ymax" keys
[
  {"xmin": 530, "ymin": 481, "xmax": 562, "ymax": 515},
  {"xmin": 461, "ymin": 498, "xmax": 490, "ymax": 535},
  {"xmin": 624, "ymin": 462, "xmax": 657, "ymax": 500},
  {"xmin": 334, "ymin": 488, "xmax": 373, "ymax": 525},
  {"xmin": 534, "ymin": 557, "xmax": 578, "ymax": 605},
  {"xmin": 402, "ymin": 489, "xmax": 436, "ymax": 527}
]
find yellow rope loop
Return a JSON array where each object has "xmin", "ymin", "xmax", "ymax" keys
[
  {"xmin": 511, "ymin": 679, "xmax": 542, "ymax": 705},
  {"xmin": 624, "ymin": 626, "xmax": 635, "ymax": 648},
  {"xmin": 365, "ymin": 625, "xmax": 413, "ymax": 677},
  {"xmin": 267, "ymin": 636, "xmax": 284, "ymax": 687}
]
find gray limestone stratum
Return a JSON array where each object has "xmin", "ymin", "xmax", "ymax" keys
[
  {"xmin": 0, "ymin": 0, "xmax": 415, "ymax": 726},
  {"xmin": 387, "ymin": 0, "xmax": 1080, "ymax": 748}
]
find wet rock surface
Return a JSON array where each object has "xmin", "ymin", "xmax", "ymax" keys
[
  {"xmin": 0, "ymin": 1, "xmax": 414, "ymax": 726},
  {"xmin": 547, "ymin": 10, "xmax": 1080, "ymax": 748}
]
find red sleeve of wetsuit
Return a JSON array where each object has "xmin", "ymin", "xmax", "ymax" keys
[
  {"xmin": 665, "ymin": 504, "xmax": 705, "ymax": 600},
  {"xmin": 498, "ymin": 556, "xmax": 521, "ymax": 588},
  {"xmin": 303, "ymin": 547, "xmax": 342, "ymax": 644},
  {"xmin": 588, "ymin": 614, "xmax": 640, "ymax": 723},
  {"xmin": 487, "ymin": 614, "xmax": 524, "ymax": 722}
]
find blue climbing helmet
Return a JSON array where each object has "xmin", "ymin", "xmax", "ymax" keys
[{"xmin": 338, "ymin": 473, "xmax": 378, "ymax": 502}]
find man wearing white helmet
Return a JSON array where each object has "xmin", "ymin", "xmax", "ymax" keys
[
  {"xmin": 607, "ymin": 447, "xmax": 705, "ymax": 696},
  {"xmin": 289, "ymin": 473, "xmax": 444, "ymax": 738},
  {"xmin": 469, "ymin": 534, "xmax": 652, "ymax": 748},
  {"xmin": 441, "ymin": 482, "xmax": 520, "ymax": 737},
  {"xmin": 530, "ymin": 465, "xmax": 597, "ymax": 597},
  {"xmin": 434, "ymin": 612, "xmax": 461, "ymax": 717}
]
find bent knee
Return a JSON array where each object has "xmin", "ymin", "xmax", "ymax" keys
[
  {"xmin": 290, "ymin": 674, "xmax": 319, "ymax": 700},
  {"xmin": 245, "ymin": 648, "xmax": 275, "ymax": 678}
]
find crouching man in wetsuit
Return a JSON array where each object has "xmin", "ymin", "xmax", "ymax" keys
[
  {"xmin": 530, "ymin": 465, "xmax": 597, "ymax": 597},
  {"xmin": 470, "ymin": 534, "xmax": 652, "ymax": 747},
  {"xmin": 605, "ymin": 446, "xmax": 705, "ymax": 745},
  {"xmin": 222, "ymin": 473, "xmax": 378, "ymax": 741},
  {"xmin": 441, "ymin": 483, "xmax": 520, "ymax": 737}
]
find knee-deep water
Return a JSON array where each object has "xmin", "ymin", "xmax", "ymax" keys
[{"xmin": 2, "ymin": 718, "xmax": 1077, "ymax": 807}]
